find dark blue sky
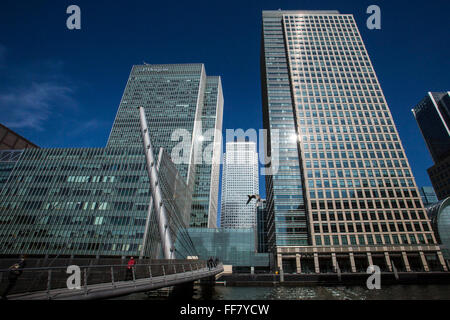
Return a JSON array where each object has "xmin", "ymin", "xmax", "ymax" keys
[{"xmin": 1, "ymin": 0, "xmax": 449, "ymax": 206}]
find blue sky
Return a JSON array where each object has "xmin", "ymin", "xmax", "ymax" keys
[{"xmin": 0, "ymin": 0, "xmax": 449, "ymax": 209}]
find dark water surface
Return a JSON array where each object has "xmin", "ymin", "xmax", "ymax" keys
[{"xmin": 122, "ymin": 284, "xmax": 450, "ymax": 300}]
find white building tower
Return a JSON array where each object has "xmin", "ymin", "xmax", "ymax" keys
[{"xmin": 220, "ymin": 141, "xmax": 259, "ymax": 228}]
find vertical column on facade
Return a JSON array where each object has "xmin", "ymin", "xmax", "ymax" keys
[
  {"xmin": 419, "ymin": 251, "xmax": 429, "ymax": 272},
  {"xmin": 384, "ymin": 252, "xmax": 393, "ymax": 272},
  {"xmin": 331, "ymin": 253, "xmax": 337, "ymax": 272},
  {"xmin": 277, "ymin": 254, "xmax": 283, "ymax": 271},
  {"xmin": 313, "ymin": 253, "xmax": 320, "ymax": 274},
  {"xmin": 349, "ymin": 252, "xmax": 356, "ymax": 273},
  {"xmin": 367, "ymin": 252, "xmax": 373, "ymax": 267},
  {"xmin": 401, "ymin": 251, "xmax": 411, "ymax": 272},
  {"xmin": 296, "ymin": 254, "xmax": 301, "ymax": 274},
  {"xmin": 437, "ymin": 251, "xmax": 449, "ymax": 272}
]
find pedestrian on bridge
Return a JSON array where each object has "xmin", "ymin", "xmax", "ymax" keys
[
  {"xmin": 125, "ymin": 256, "xmax": 136, "ymax": 281},
  {"xmin": 207, "ymin": 257, "xmax": 213, "ymax": 270},
  {"xmin": 1, "ymin": 256, "xmax": 26, "ymax": 300}
]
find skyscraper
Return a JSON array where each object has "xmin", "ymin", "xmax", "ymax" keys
[
  {"xmin": 107, "ymin": 64, "xmax": 223, "ymax": 226},
  {"xmin": 261, "ymin": 10, "xmax": 448, "ymax": 273},
  {"xmin": 413, "ymin": 92, "xmax": 450, "ymax": 200},
  {"xmin": 0, "ymin": 63, "xmax": 222, "ymax": 258},
  {"xmin": 221, "ymin": 141, "xmax": 259, "ymax": 229}
]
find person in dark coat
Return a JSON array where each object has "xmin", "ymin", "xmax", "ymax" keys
[
  {"xmin": 207, "ymin": 257, "xmax": 213, "ymax": 270},
  {"xmin": 214, "ymin": 257, "xmax": 219, "ymax": 267},
  {"xmin": 1, "ymin": 256, "xmax": 26, "ymax": 299}
]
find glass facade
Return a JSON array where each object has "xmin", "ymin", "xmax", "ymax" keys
[
  {"xmin": 256, "ymin": 199, "xmax": 268, "ymax": 253},
  {"xmin": 412, "ymin": 92, "xmax": 450, "ymax": 200},
  {"xmin": 0, "ymin": 147, "xmax": 194, "ymax": 258},
  {"xmin": 0, "ymin": 63, "xmax": 223, "ymax": 258},
  {"xmin": 0, "ymin": 150, "xmax": 23, "ymax": 191},
  {"xmin": 413, "ymin": 92, "xmax": 450, "ymax": 200},
  {"xmin": 261, "ymin": 10, "xmax": 447, "ymax": 272},
  {"xmin": 428, "ymin": 156, "xmax": 450, "ymax": 201},
  {"xmin": 191, "ymin": 76, "xmax": 223, "ymax": 228},
  {"xmin": 182, "ymin": 228, "xmax": 269, "ymax": 267},
  {"xmin": 221, "ymin": 142, "xmax": 259, "ymax": 228},
  {"xmin": 261, "ymin": 12, "xmax": 310, "ymax": 248},
  {"xmin": 419, "ymin": 186, "xmax": 439, "ymax": 207},
  {"xmin": 107, "ymin": 64, "xmax": 223, "ymax": 226},
  {"xmin": 412, "ymin": 92, "xmax": 450, "ymax": 163},
  {"xmin": 427, "ymin": 198, "xmax": 450, "ymax": 260}
]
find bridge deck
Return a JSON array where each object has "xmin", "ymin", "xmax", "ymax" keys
[{"xmin": 6, "ymin": 264, "xmax": 223, "ymax": 300}]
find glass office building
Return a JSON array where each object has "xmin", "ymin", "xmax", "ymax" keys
[
  {"xmin": 0, "ymin": 63, "xmax": 222, "ymax": 258},
  {"xmin": 183, "ymin": 228, "xmax": 269, "ymax": 268},
  {"xmin": 261, "ymin": 10, "xmax": 448, "ymax": 272},
  {"xmin": 412, "ymin": 92, "xmax": 450, "ymax": 164},
  {"xmin": 413, "ymin": 92, "xmax": 450, "ymax": 200},
  {"xmin": 220, "ymin": 141, "xmax": 259, "ymax": 228},
  {"xmin": 0, "ymin": 147, "xmax": 196, "ymax": 258},
  {"xmin": 107, "ymin": 64, "xmax": 223, "ymax": 226}
]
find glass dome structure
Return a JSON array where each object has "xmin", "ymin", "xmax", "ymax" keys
[{"xmin": 427, "ymin": 197, "xmax": 450, "ymax": 259}]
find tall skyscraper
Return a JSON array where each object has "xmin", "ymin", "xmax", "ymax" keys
[
  {"xmin": 107, "ymin": 64, "xmax": 223, "ymax": 227},
  {"xmin": 221, "ymin": 141, "xmax": 259, "ymax": 229},
  {"xmin": 413, "ymin": 92, "xmax": 450, "ymax": 200},
  {"xmin": 261, "ymin": 10, "xmax": 448, "ymax": 273},
  {"xmin": 0, "ymin": 63, "xmax": 222, "ymax": 258}
]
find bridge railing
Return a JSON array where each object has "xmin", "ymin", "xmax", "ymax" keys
[{"xmin": 0, "ymin": 260, "xmax": 208, "ymax": 297}]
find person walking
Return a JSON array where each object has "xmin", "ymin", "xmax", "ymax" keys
[
  {"xmin": 1, "ymin": 256, "xmax": 27, "ymax": 299},
  {"xmin": 214, "ymin": 257, "xmax": 219, "ymax": 267},
  {"xmin": 207, "ymin": 257, "xmax": 212, "ymax": 270},
  {"xmin": 125, "ymin": 256, "xmax": 136, "ymax": 281}
]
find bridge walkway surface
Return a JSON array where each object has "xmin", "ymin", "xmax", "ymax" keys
[{"xmin": 0, "ymin": 259, "xmax": 223, "ymax": 300}]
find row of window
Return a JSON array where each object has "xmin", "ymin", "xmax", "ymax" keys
[
  {"xmin": 311, "ymin": 210, "xmax": 426, "ymax": 221},
  {"xmin": 314, "ymin": 233, "xmax": 434, "ymax": 246},
  {"xmin": 313, "ymin": 221, "xmax": 430, "ymax": 233}
]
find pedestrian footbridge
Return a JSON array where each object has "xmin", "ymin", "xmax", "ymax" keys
[{"xmin": 0, "ymin": 259, "xmax": 223, "ymax": 300}]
